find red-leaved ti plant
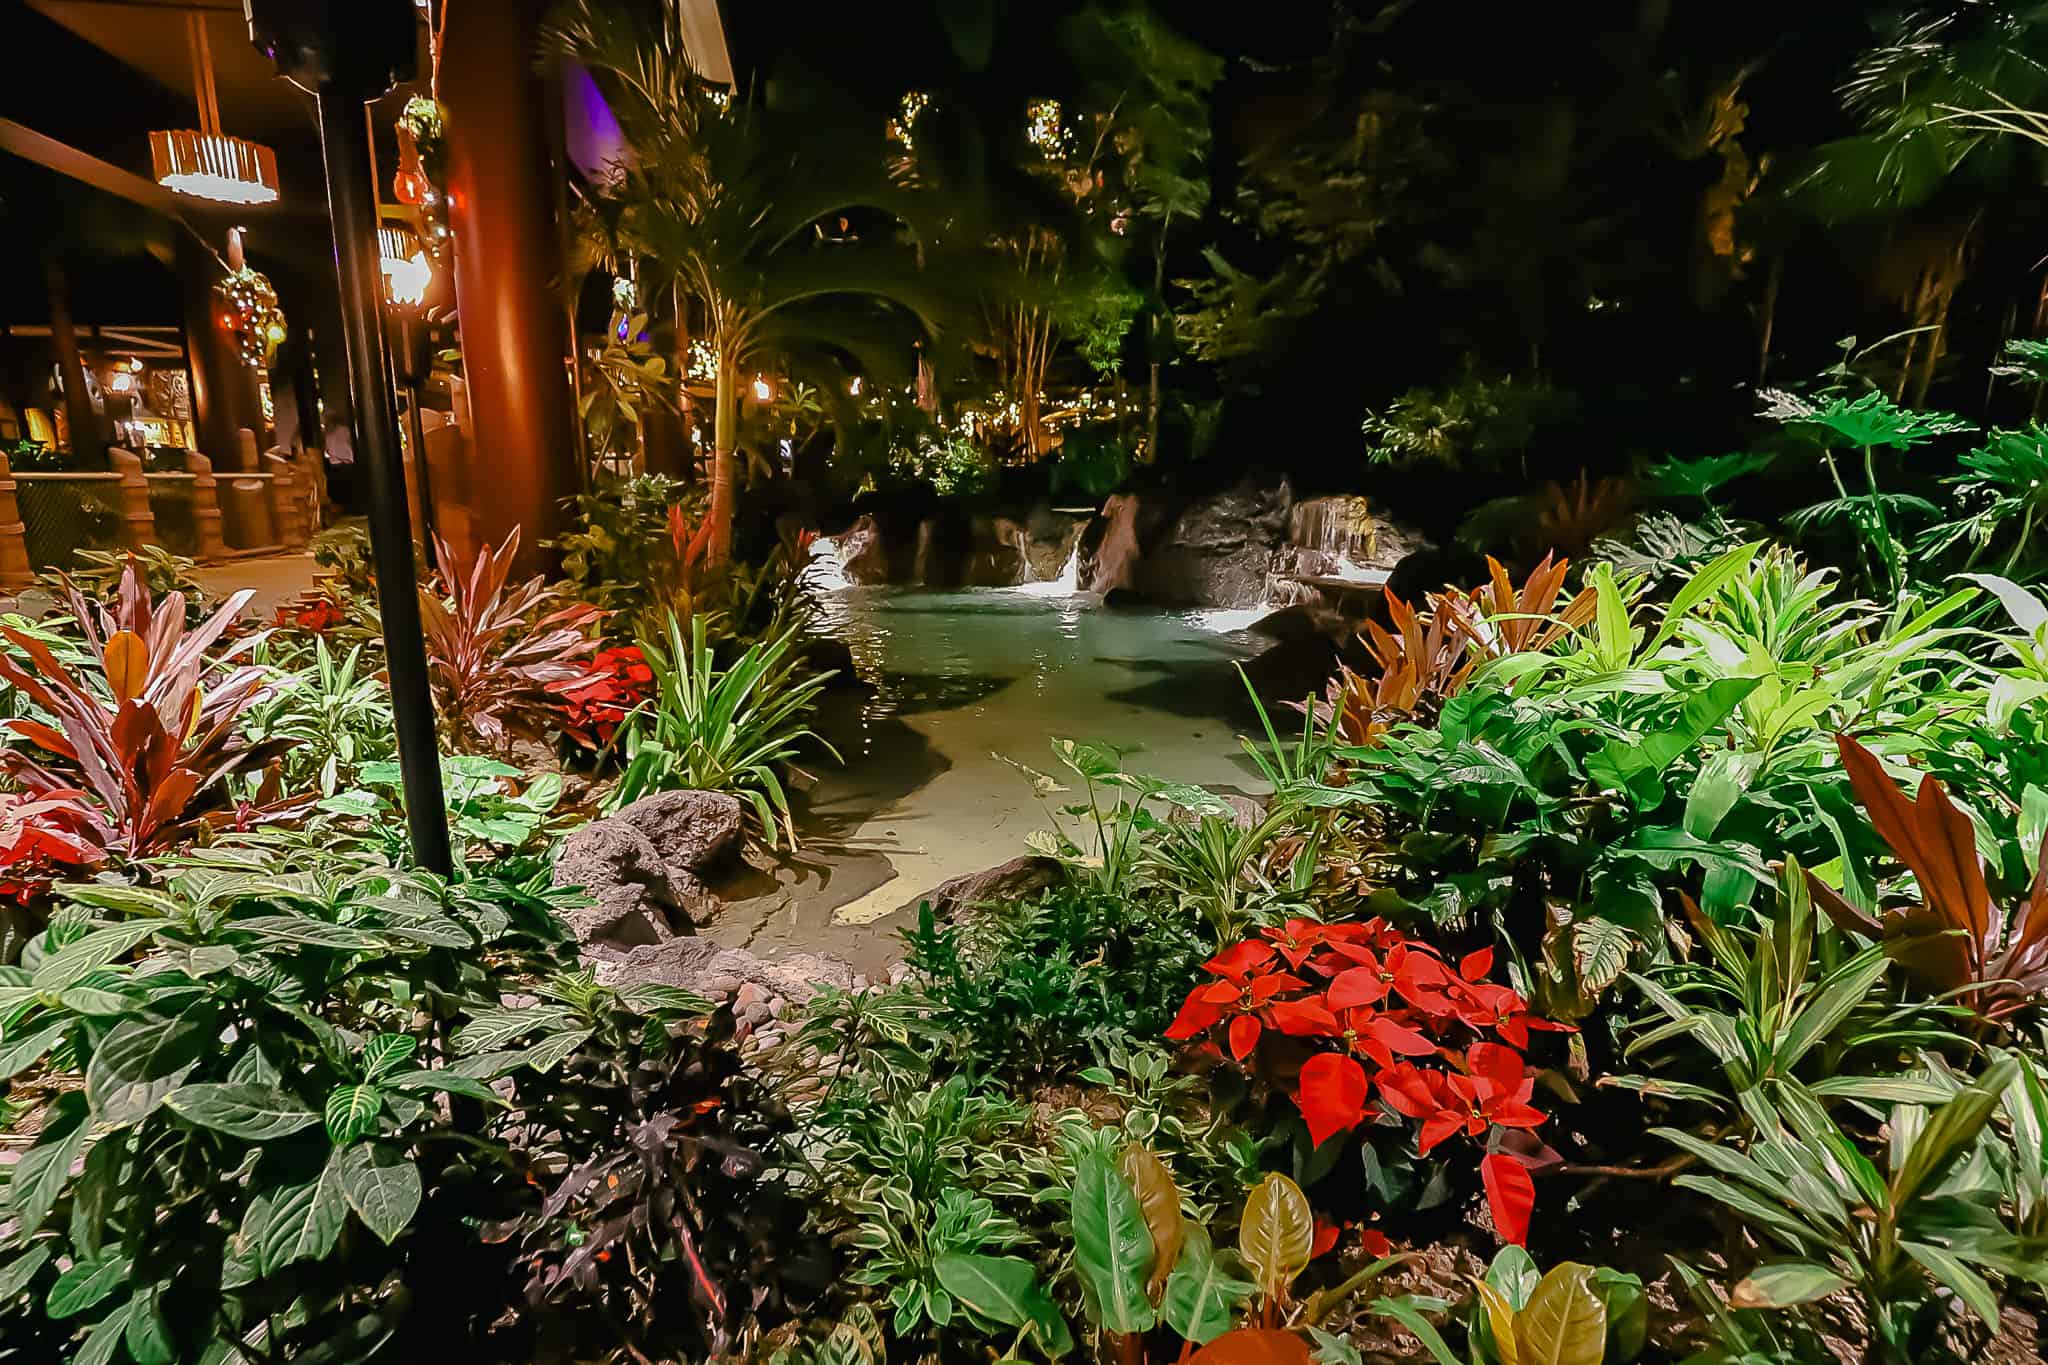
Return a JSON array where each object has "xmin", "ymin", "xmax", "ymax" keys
[
  {"xmin": 0, "ymin": 560, "xmax": 300, "ymax": 872},
  {"xmin": 1808, "ymin": 733, "xmax": 2048, "ymax": 1029},
  {"xmin": 1165, "ymin": 917, "xmax": 1568, "ymax": 1245},
  {"xmin": 421, "ymin": 528, "xmax": 604, "ymax": 753},
  {"xmin": 551, "ymin": 644, "xmax": 656, "ymax": 750},
  {"xmin": 0, "ymin": 794, "xmax": 102, "ymax": 902}
]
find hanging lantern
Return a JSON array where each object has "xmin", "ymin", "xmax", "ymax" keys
[
  {"xmin": 393, "ymin": 123, "xmax": 428, "ymax": 207},
  {"xmin": 150, "ymin": 15, "xmax": 280, "ymax": 206},
  {"xmin": 214, "ymin": 230, "xmax": 286, "ymax": 370},
  {"xmin": 379, "ymin": 224, "xmax": 431, "ymax": 307}
]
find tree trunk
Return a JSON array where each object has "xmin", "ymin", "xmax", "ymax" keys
[
  {"xmin": 709, "ymin": 356, "xmax": 737, "ymax": 564},
  {"xmin": 45, "ymin": 260, "xmax": 103, "ymax": 466}
]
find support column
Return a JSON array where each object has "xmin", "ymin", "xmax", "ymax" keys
[
  {"xmin": 441, "ymin": 0, "xmax": 577, "ymax": 574},
  {"xmin": 43, "ymin": 261, "xmax": 103, "ymax": 468}
]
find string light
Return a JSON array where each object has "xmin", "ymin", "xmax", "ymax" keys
[
  {"xmin": 1026, "ymin": 99, "xmax": 1072, "ymax": 158},
  {"xmin": 216, "ymin": 263, "xmax": 286, "ymax": 369}
]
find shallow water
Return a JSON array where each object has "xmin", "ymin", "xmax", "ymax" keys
[{"xmin": 788, "ymin": 582, "xmax": 1269, "ymax": 932}]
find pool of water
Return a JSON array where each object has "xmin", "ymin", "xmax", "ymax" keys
[{"xmin": 785, "ymin": 581, "xmax": 1270, "ymax": 931}]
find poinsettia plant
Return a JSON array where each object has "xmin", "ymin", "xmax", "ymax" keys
[
  {"xmin": 550, "ymin": 644, "xmax": 655, "ymax": 750},
  {"xmin": 1165, "ymin": 916, "xmax": 1568, "ymax": 1245}
]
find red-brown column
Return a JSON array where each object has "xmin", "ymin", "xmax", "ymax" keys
[{"xmin": 440, "ymin": 0, "xmax": 577, "ymax": 572}]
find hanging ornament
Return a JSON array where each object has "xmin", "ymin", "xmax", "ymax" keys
[
  {"xmin": 214, "ymin": 229, "xmax": 286, "ymax": 370},
  {"xmin": 396, "ymin": 97, "xmax": 452, "ymax": 265}
]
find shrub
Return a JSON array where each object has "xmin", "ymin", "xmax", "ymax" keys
[
  {"xmin": 421, "ymin": 528, "xmax": 602, "ymax": 753},
  {"xmin": 608, "ymin": 612, "xmax": 837, "ymax": 846},
  {"xmin": 1165, "ymin": 916, "xmax": 1566, "ymax": 1246}
]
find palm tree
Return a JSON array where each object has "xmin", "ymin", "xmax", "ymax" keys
[{"xmin": 548, "ymin": 1, "xmax": 959, "ymax": 562}]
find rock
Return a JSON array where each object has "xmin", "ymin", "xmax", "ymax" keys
[
  {"xmin": 964, "ymin": 516, "xmax": 1027, "ymax": 587},
  {"xmin": 839, "ymin": 512, "xmax": 890, "ymax": 584},
  {"xmin": 1021, "ymin": 508, "xmax": 1086, "ymax": 583},
  {"xmin": 1169, "ymin": 792, "xmax": 1267, "ymax": 830},
  {"xmin": 1129, "ymin": 480, "xmax": 1294, "ymax": 609},
  {"xmin": 1248, "ymin": 602, "xmax": 1355, "ymax": 648},
  {"xmin": 1080, "ymin": 493, "xmax": 1142, "ymax": 595},
  {"xmin": 552, "ymin": 820, "xmax": 687, "ymax": 949},
  {"xmin": 907, "ymin": 854, "xmax": 1063, "ymax": 919},
  {"xmin": 590, "ymin": 936, "xmax": 859, "ymax": 1007},
  {"xmin": 612, "ymin": 789, "xmax": 744, "ymax": 874}
]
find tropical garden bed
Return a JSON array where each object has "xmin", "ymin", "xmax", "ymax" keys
[{"xmin": 4, "ymin": 359, "xmax": 2048, "ymax": 1365}]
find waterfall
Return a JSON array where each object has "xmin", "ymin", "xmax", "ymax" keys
[
  {"xmin": 1007, "ymin": 539, "xmax": 1084, "ymax": 598},
  {"xmin": 803, "ymin": 535, "xmax": 852, "ymax": 592},
  {"xmin": 1289, "ymin": 496, "xmax": 1387, "ymax": 584}
]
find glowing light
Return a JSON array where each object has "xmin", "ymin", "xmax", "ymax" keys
[
  {"xmin": 150, "ymin": 131, "xmax": 279, "ymax": 205},
  {"xmin": 1026, "ymin": 99, "xmax": 1072, "ymax": 157},
  {"xmin": 752, "ymin": 375, "xmax": 773, "ymax": 402},
  {"xmin": 109, "ymin": 371, "xmax": 135, "ymax": 395},
  {"xmin": 378, "ymin": 225, "xmax": 430, "ymax": 307},
  {"xmin": 849, "ymin": 376, "xmax": 863, "ymax": 396}
]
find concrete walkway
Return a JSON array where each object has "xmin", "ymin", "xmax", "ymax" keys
[{"xmin": 192, "ymin": 552, "xmax": 320, "ymax": 616}]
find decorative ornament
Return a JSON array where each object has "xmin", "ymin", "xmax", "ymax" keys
[
  {"xmin": 396, "ymin": 97, "xmax": 452, "ymax": 265},
  {"xmin": 214, "ymin": 230, "xmax": 286, "ymax": 370}
]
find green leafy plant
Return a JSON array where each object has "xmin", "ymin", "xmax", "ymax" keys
[
  {"xmin": 244, "ymin": 637, "xmax": 396, "ymax": 796},
  {"xmin": 1658, "ymin": 1062, "xmax": 2044, "ymax": 1363},
  {"xmin": 0, "ymin": 849, "xmax": 541, "ymax": 1360},
  {"xmin": 321, "ymin": 754, "xmax": 565, "ymax": 859},
  {"xmin": 609, "ymin": 611, "xmax": 837, "ymax": 847},
  {"xmin": 1373, "ymin": 1244, "xmax": 1646, "ymax": 1365},
  {"xmin": 548, "ymin": 471, "xmax": 701, "ymax": 632}
]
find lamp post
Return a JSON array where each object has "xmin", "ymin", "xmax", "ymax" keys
[{"xmin": 245, "ymin": 0, "xmax": 451, "ymax": 877}]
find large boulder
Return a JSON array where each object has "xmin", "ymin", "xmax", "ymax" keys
[
  {"xmin": 1081, "ymin": 493, "xmax": 1143, "ymax": 594},
  {"xmin": 613, "ymin": 788, "xmax": 744, "ymax": 874},
  {"xmin": 907, "ymin": 854, "xmax": 1063, "ymax": 919},
  {"xmin": 552, "ymin": 820, "xmax": 688, "ymax": 949},
  {"xmin": 1021, "ymin": 507, "xmax": 1087, "ymax": 583},
  {"xmin": 1129, "ymin": 480, "xmax": 1294, "ymax": 609}
]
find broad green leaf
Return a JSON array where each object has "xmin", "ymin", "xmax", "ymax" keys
[
  {"xmin": 122, "ymin": 1285, "xmax": 175, "ymax": 1365},
  {"xmin": 31, "ymin": 923, "xmax": 157, "ymax": 993},
  {"xmin": 512, "ymin": 1026, "xmax": 593, "ymax": 1075},
  {"xmin": 933, "ymin": 1253, "xmax": 1073, "ymax": 1355},
  {"xmin": 167, "ymin": 1084, "xmax": 320, "ymax": 1140},
  {"xmin": 1071, "ymin": 1141, "xmax": 1156, "ymax": 1333},
  {"xmin": 7, "ymin": 1093, "xmax": 88, "ymax": 1236},
  {"xmin": 46, "ymin": 1247, "xmax": 130, "ymax": 1319},
  {"xmin": 0, "ymin": 1016, "xmax": 70, "ymax": 1080},
  {"xmin": 86, "ymin": 1015, "xmax": 210, "ymax": 1126},
  {"xmin": 333, "ymin": 1142, "xmax": 421, "ymax": 1244},
  {"xmin": 74, "ymin": 1295, "xmax": 139, "ymax": 1365},
  {"xmin": 358, "ymin": 1033, "xmax": 417, "ymax": 1082},
  {"xmin": 324, "ymin": 1085, "xmax": 384, "ymax": 1143},
  {"xmin": 1486, "ymin": 1244, "xmax": 1541, "ymax": 1310},
  {"xmin": 382, "ymin": 1069, "xmax": 501, "ymax": 1104},
  {"xmin": 1239, "ymin": 1172, "xmax": 1314, "ymax": 1302},
  {"xmin": 1162, "ymin": 1226, "xmax": 1255, "ymax": 1345},
  {"xmin": 234, "ymin": 917, "xmax": 388, "ymax": 951},
  {"xmin": 1902, "ymin": 1241, "xmax": 2001, "ymax": 1331},
  {"xmin": 1892, "ymin": 1058, "xmax": 2018, "ymax": 1209},
  {"xmin": 1516, "ymin": 1263, "xmax": 1605, "ymax": 1365},
  {"xmin": 0, "ymin": 1244, "xmax": 51, "ymax": 1302},
  {"xmin": 253, "ymin": 1163, "xmax": 349, "ymax": 1275},
  {"xmin": 1730, "ymin": 1261, "xmax": 1847, "ymax": 1308},
  {"xmin": 448, "ymin": 1005, "xmax": 573, "ymax": 1055},
  {"xmin": 1569, "ymin": 921, "xmax": 1633, "ymax": 996}
]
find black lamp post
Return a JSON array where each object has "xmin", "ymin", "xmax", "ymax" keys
[{"xmin": 245, "ymin": 0, "xmax": 451, "ymax": 876}]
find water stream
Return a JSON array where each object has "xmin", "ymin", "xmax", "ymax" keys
[{"xmin": 771, "ymin": 540, "xmax": 1267, "ymax": 941}]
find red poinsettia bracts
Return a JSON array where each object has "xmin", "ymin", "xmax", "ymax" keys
[
  {"xmin": 274, "ymin": 594, "xmax": 347, "ymax": 634},
  {"xmin": 550, "ymin": 644, "xmax": 656, "ymax": 750},
  {"xmin": 1165, "ymin": 917, "xmax": 1566, "ymax": 1246}
]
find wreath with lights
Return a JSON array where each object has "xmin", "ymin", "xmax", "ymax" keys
[{"xmin": 215, "ymin": 264, "xmax": 285, "ymax": 370}]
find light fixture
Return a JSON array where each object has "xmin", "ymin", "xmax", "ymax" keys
[
  {"xmin": 109, "ymin": 371, "xmax": 135, "ymax": 395},
  {"xmin": 752, "ymin": 375, "xmax": 773, "ymax": 403},
  {"xmin": 379, "ymin": 223, "xmax": 431, "ymax": 307},
  {"xmin": 849, "ymin": 375, "xmax": 863, "ymax": 396},
  {"xmin": 150, "ymin": 14, "xmax": 279, "ymax": 205}
]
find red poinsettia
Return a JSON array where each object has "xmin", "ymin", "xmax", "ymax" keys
[
  {"xmin": 550, "ymin": 644, "xmax": 656, "ymax": 750},
  {"xmin": 274, "ymin": 593, "xmax": 347, "ymax": 634},
  {"xmin": 1164, "ymin": 916, "xmax": 1566, "ymax": 1246}
]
